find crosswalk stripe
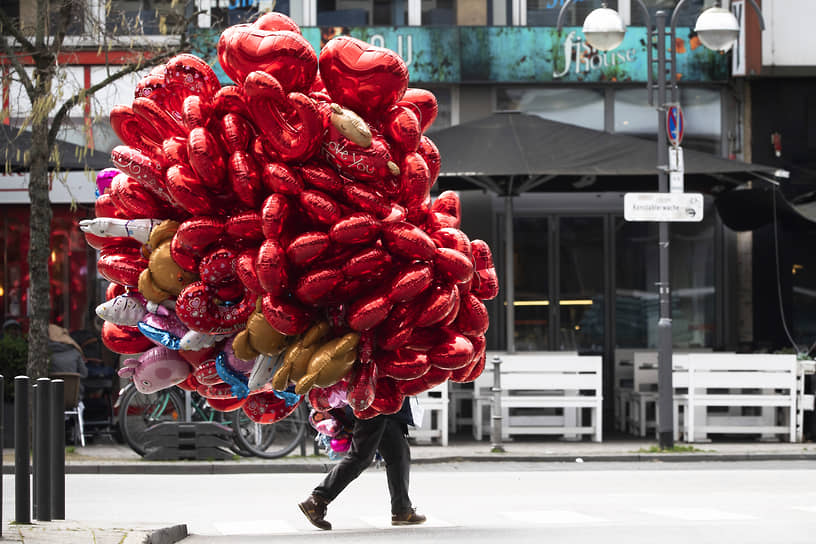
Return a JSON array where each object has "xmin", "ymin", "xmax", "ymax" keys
[
  {"xmin": 639, "ymin": 507, "xmax": 755, "ymax": 521},
  {"xmin": 213, "ymin": 520, "xmax": 298, "ymax": 535},
  {"xmin": 502, "ymin": 510, "xmax": 608, "ymax": 524},
  {"xmin": 359, "ymin": 515, "xmax": 455, "ymax": 529}
]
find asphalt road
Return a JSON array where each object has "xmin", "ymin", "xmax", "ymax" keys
[{"xmin": 4, "ymin": 461, "xmax": 816, "ymax": 543}]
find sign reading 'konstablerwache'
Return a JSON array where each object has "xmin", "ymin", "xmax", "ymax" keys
[{"xmin": 624, "ymin": 192, "xmax": 704, "ymax": 222}]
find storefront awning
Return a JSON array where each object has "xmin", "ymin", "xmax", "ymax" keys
[
  {"xmin": 1, "ymin": 125, "xmax": 110, "ymax": 172},
  {"xmin": 431, "ymin": 112, "xmax": 785, "ymax": 196}
]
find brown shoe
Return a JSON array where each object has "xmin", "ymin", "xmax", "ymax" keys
[
  {"xmin": 298, "ymin": 494, "xmax": 332, "ymax": 530},
  {"xmin": 392, "ymin": 508, "xmax": 426, "ymax": 526}
]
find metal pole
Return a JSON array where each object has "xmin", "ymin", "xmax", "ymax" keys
[
  {"xmin": 14, "ymin": 376, "xmax": 30, "ymax": 524},
  {"xmin": 490, "ymin": 356, "xmax": 505, "ymax": 453},
  {"xmin": 35, "ymin": 378, "xmax": 51, "ymax": 521},
  {"xmin": 504, "ymin": 195, "xmax": 515, "ymax": 353},
  {"xmin": 655, "ymin": 11, "xmax": 675, "ymax": 450},
  {"xmin": 51, "ymin": 379, "xmax": 65, "ymax": 519}
]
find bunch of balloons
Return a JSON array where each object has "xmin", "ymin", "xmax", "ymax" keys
[{"xmin": 81, "ymin": 12, "xmax": 498, "ymax": 425}]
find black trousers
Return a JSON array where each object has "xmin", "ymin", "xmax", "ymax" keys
[{"xmin": 313, "ymin": 415, "xmax": 412, "ymax": 515}]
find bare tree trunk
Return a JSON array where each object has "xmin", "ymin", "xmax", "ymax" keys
[
  {"xmin": 26, "ymin": 0, "xmax": 55, "ymax": 379},
  {"xmin": 28, "ymin": 114, "xmax": 52, "ymax": 378}
]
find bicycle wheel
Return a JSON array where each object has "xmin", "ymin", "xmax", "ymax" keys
[
  {"xmin": 118, "ymin": 385, "xmax": 185, "ymax": 456},
  {"xmin": 230, "ymin": 402, "xmax": 309, "ymax": 459}
]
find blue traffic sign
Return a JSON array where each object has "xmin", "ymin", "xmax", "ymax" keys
[{"xmin": 667, "ymin": 105, "xmax": 684, "ymax": 146}]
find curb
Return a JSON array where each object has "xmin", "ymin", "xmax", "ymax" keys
[
  {"xmin": 5, "ymin": 453, "xmax": 816, "ymax": 475},
  {"xmin": 144, "ymin": 524, "xmax": 188, "ymax": 544}
]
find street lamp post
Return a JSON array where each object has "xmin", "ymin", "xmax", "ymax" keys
[{"xmin": 557, "ymin": 0, "xmax": 764, "ymax": 449}]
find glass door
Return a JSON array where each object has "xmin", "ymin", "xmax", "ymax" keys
[
  {"xmin": 558, "ymin": 216, "xmax": 605, "ymax": 353},
  {"xmin": 512, "ymin": 217, "xmax": 550, "ymax": 351}
]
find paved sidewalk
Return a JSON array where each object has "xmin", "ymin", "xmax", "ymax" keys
[
  {"xmin": 4, "ymin": 433, "xmax": 816, "ymax": 473},
  {"xmin": 0, "ymin": 520, "xmax": 187, "ymax": 544}
]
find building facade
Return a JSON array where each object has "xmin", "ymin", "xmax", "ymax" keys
[{"xmin": 2, "ymin": 0, "xmax": 814, "ymax": 434}]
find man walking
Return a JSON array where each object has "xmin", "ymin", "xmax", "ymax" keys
[{"xmin": 298, "ymin": 398, "xmax": 426, "ymax": 530}]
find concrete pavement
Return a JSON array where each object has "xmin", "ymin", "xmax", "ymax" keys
[{"xmin": 2, "ymin": 433, "xmax": 816, "ymax": 542}]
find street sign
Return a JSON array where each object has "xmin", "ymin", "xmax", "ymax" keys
[
  {"xmin": 666, "ymin": 105, "xmax": 684, "ymax": 147},
  {"xmin": 624, "ymin": 192, "xmax": 703, "ymax": 222},
  {"xmin": 670, "ymin": 172, "xmax": 684, "ymax": 193}
]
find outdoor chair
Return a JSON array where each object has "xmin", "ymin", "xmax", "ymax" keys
[{"xmin": 50, "ymin": 372, "xmax": 86, "ymax": 447}]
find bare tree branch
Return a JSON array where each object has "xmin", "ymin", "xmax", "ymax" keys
[
  {"xmin": 0, "ymin": 7, "xmax": 36, "ymax": 52},
  {"xmin": 48, "ymin": 31, "xmax": 191, "ymax": 148},
  {"xmin": 50, "ymin": 0, "xmax": 77, "ymax": 56},
  {"xmin": 0, "ymin": 36, "xmax": 35, "ymax": 98},
  {"xmin": 48, "ymin": 52, "xmax": 164, "ymax": 146}
]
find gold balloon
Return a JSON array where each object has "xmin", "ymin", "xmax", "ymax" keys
[
  {"xmin": 247, "ymin": 311, "xmax": 288, "ymax": 356},
  {"xmin": 232, "ymin": 329, "xmax": 258, "ymax": 361},
  {"xmin": 271, "ymin": 321, "xmax": 329, "ymax": 390},
  {"xmin": 138, "ymin": 268, "xmax": 171, "ymax": 303},
  {"xmin": 330, "ymin": 103, "xmax": 373, "ymax": 148},
  {"xmin": 139, "ymin": 220, "xmax": 197, "ymax": 303},
  {"xmin": 295, "ymin": 332, "xmax": 360, "ymax": 394}
]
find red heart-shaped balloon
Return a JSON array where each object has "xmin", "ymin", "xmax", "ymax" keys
[
  {"xmin": 329, "ymin": 213, "xmax": 381, "ymax": 246},
  {"xmin": 262, "ymin": 163, "xmax": 304, "ymax": 195},
  {"xmin": 347, "ymin": 361, "xmax": 377, "ymax": 412},
  {"xmin": 376, "ymin": 349, "xmax": 430, "ymax": 380},
  {"xmin": 110, "ymin": 174, "xmax": 170, "ymax": 219},
  {"xmin": 286, "ymin": 231, "xmax": 331, "ymax": 267},
  {"xmin": 243, "ymin": 392, "xmax": 302, "ymax": 423},
  {"xmin": 225, "ymin": 211, "xmax": 264, "ymax": 243},
  {"xmin": 388, "ymin": 262, "xmax": 434, "ymax": 303},
  {"xmin": 101, "ymin": 321, "xmax": 154, "ymax": 354},
  {"xmin": 261, "ymin": 293, "xmax": 313, "ymax": 335},
  {"xmin": 207, "ymin": 397, "xmax": 249, "ymax": 412},
  {"xmin": 381, "ymin": 222, "xmax": 436, "ymax": 261},
  {"xmin": 347, "ymin": 292, "xmax": 393, "ymax": 332},
  {"xmin": 399, "ymin": 88, "xmax": 439, "ymax": 133},
  {"xmin": 427, "ymin": 328, "xmax": 474, "ymax": 370},
  {"xmin": 319, "ymin": 36, "xmax": 409, "ymax": 121},
  {"xmin": 218, "ymin": 25, "xmax": 317, "ymax": 91},
  {"xmin": 294, "ymin": 266, "xmax": 344, "ymax": 306},
  {"xmin": 165, "ymin": 164, "xmax": 218, "ymax": 216},
  {"xmin": 417, "ymin": 136, "xmax": 441, "ymax": 185}
]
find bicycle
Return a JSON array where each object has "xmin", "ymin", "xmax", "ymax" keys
[
  {"xmin": 231, "ymin": 400, "xmax": 310, "ymax": 459},
  {"xmin": 117, "ymin": 382, "xmax": 310, "ymax": 458}
]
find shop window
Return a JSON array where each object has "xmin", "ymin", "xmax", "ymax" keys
[
  {"xmin": 106, "ymin": 0, "xmax": 186, "ymax": 35},
  {"xmin": 421, "ymin": 0, "xmax": 454, "ymax": 25},
  {"xmin": 790, "ymin": 228, "xmax": 816, "ymax": 353},
  {"xmin": 614, "ymin": 87, "xmax": 721, "ymax": 154},
  {"xmin": 0, "ymin": 205, "xmax": 93, "ymax": 331},
  {"xmin": 629, "ymin": 0, "xmax": 706, "ymax": 28},
  {"xmin": 527, "ymin": 0, "xmax": 592, "ymax": 27},
  {"xmin": 614, "ymin": 200, "xmax": 716, "ymax": 349},
  {"xmin": 318, "ymin": 0, "xmax": 408, "ymax": 26},
  {"xmin": 210, "ymin": 0, "xmax": 291, "ymax": 30},
  {"xmin": 496, "ymin": 87, "xmax": 605, "ymax": 131}
]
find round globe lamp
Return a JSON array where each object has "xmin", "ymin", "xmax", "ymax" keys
[
  {"xmin": 694, "ymin": 7, "xmax": 740, "ymax": 51},
  {"xmin": 582, "ymin": 7, "xmax": 627, "ymax": 51}
]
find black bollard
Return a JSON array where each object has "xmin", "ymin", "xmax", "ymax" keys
[
  {"xmin": 51, "ymin": 379, "xmax": 65, "ymax": 519},
  {"xmin": 14, "ymin": 376, "xmax": 30, "ymax": 524},
  {"xmin": 35, "ymin": 378, "xmax": 51, "ymax": 521},
  {"xmin": 32, "ymin": 382, "xmax": 37, "ymax": 519},
  {"xmin": 1, "ymin": 374, "xmax": 4, "ymax": 538}
]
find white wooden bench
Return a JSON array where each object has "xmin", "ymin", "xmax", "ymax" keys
[
  {"xmin": 407, "ymin": 381, "xmax": 449, "ymax": 446},
  {"xmin": 473, "ymin": 352, "xmax": 603, "ymax": 442},
  {"xmin": 673, "ymin": 353, "xmax": 800, "ymax": 443}
]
